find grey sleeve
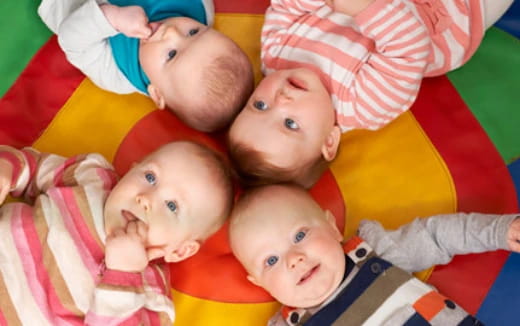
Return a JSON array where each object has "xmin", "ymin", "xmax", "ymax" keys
[
  {"xmin": 38, "ymin": 0, "xmax": 91, "ymax": 33},
  {"xmin": 53, "ymin": 0, "xmax": 137, "ymax": 94},
  {"xmin": 358, "ymin": 213, "xmax": 518, "ymax": 273}
]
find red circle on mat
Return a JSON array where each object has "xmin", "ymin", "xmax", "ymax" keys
[{"xmin": 113, "ymin": 109, "xmax": 345, "ymax": 302}]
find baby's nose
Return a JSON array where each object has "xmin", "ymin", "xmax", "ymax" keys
[
  {"xmin": 275, "ymin": 87, "xmax": 293, "ymax": 104},
  {"xmin": 288, "ymin": 252, "xmax": 305, "ymax": 269},
  {"xmin": 163, "ymin": 25, "xmax": 181, "ymax": 40},
  {"xmin": 136, "ymin": 194, "xmax": 151, "ymax": 211}
]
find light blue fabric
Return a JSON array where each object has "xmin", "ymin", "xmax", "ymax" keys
[{"xmin": 108, "ymin": 0, "xmax": 208, "ymax": 93}]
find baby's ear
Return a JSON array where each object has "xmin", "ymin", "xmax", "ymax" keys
[
  {"xmin": 324, "ymin": 210, "xmax": 343, "ymax": 242},
  {"xmin": 147, "ymin": 240, "xmax": 201, "ymax": 263},
  {"xmin": 147, "ymin": 84, "xmax": 166, "ymax": 109},
  {"xmin": 247, "ymin": 274, "xmax": 260, "ymax": 286},
  {"xmin": 321, "ymin": 126, "xmax": 341, "ymax": 161},
  {"xmin": 163, "ymin": 240, "xmax": 201, "ymax": 263}
]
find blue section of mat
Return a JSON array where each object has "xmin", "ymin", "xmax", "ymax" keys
[
  {"xmin": 508, "ymin": 159, "xmax": 520, "ymax": 208},
  {"xmin": 476, "ymin": 252, "xmax": 520, "ymax": 325},
  {"xmin": 475, "ymin": 159, "xmax": 520, "ymax": 325},
  {"xmin": 496, "ymin": 0, "xmax": 520, "ymax": 38}
]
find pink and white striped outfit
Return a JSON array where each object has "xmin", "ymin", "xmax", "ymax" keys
[
  {"xmin": 0, "ymin": 146, "xmax": 174, "ymax": 325},
  {"xmin": 261, "ymin": 0, "xmax": 485, "ymax": 131}
]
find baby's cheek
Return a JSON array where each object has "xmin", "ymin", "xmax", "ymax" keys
[{"xmin": 267, "ymin": 271, "xmax": 292, "ymax": 301}]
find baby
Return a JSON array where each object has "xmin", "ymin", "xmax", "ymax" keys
[
  {"xmin": 228, "ymin": 0, "xmax": 513, "ymax": 187},
  {"xmin": 0, "ymin": 141, "xmax": 233, "ymax": 324},
  {"xmin": 38, "ymin": 0, "xmax": 254, "ymax": 132},
  {"xmin": 229, "ymin": 184, "xmax": 520, "ymax": 325}
]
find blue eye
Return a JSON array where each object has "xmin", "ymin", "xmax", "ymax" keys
[
  {"xmin": 188, "ymin": 28, "xmax": 199, "ymax": 36},
  {"xmin": 295, "ymin": 231, "xmax": 306, "ymax": 243},
  {"xmin": 166, "ymin": 200, "xmax": 177, "ymax": 212},
  {"xmin": 285, "ymin": 118, "xmax": 299, "ymax": 130},
  {"xmin": 253, "ymin": 100, "xmax": 268, "ymax": 111},
  {"xmin": 145, "ymin": 172, "xmax": 156, "ymax": 185},
  {"xmin": 167, "ymin": 49, "xmax": 177, "ymax": 61},
  {"xmin": 266, "ymin": 256, "xmax": 279, "ymax": 266}
]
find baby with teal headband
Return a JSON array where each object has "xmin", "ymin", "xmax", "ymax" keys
[{"xmin": 38, "ymin": 0, "xmax": 254, "ymax": 132}]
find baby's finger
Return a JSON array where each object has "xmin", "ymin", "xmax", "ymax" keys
[
  {"xmin": 108, "ymin": 227, "xmax": 125, "ymax": 239},
  {"xmin": 126, "ymin": 220, "xmax": 138, "ymax": 234},
  {"xmin": 141, "ymin": 26, "xmax": 152, "ymax": 38},
  {"xmin": 134, "ymin": 221, "xmax": 148, "ymax": 241},
  {"xmin": 0, "ymin": 183, "xmax": 10, "ymax": 204},
  {"xmin": 509, "ymin": 228, "xmax": 520, "ymax": 242},
  {"xmin": 508, "ymin": 239, "xmax": 520, "ymax": 253}
]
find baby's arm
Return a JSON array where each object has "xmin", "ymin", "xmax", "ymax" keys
[
  {"xmin": 86, "ymin": 220, "xmax": 175, "ymax": 324},
  {"xmin": 0, "ymin": 145, "xmax": 117, "ymax": 202},
  {"xmin": 54, "ymin": 0, "xmax": 138, "ymax": 94},
  {"xmin": 327, "ymin": 0, "xmax": 374, "ymax": 16},
  {"xmin": 336, "ymin": 0, "xmax": 431, "ymax": 131},
  {"xmin": 359, "ymin": 213, "xmax": 518, "ymax": 273},
  {"xmin": 0, "ymin": 157, "xmax": 13, "ymax": 205},
  {"xmin": 262, "ymin": 0, "xmax": 328, "ymax": 46}
]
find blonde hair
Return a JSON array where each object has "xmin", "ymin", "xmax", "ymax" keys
[
  {"xmin": 227, "ymin": 139, "xmax": 329, "ymax": 189},
  {"xmin": 176, "ymin": 45, "xmax": 254, "ymax": 132},
  {"xmin": 176, "ymin": 141, "xmax": 235, "ymax": 240}
]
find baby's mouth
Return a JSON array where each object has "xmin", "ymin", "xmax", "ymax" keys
[
  {"xmin": 121, "ymin": 209, "xmax": 138, "ymax": 223},
  {"xmin": 298, "ymin": 264, "xmax": 320, "ymax": 285},
  {"xmin": 149, "ymin": 22, "xmax": 162, "ymax": 37},
  {"xmin": 287, "ymin": 76, "xmax": 308, "ymax": 91}
]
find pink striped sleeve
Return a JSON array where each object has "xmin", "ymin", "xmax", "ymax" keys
[
  {"xmin": 85, "ymin": 266, "xmax": 175, "ymax": 325},
  {"xmin": 262, "ymin": 0, "xmax": 328, "ymax": 58},
  {"xmin": 0, "ymin": 146, "xmax": 39, "ymax": 198},
  {"xmin": 0, "ymin": 151, "xmax": 22, "ymax": 188},
  {"xmin": 34, "ymin": 152, "xmax": 116, "ymax": 195},
  {"xmin": 334, "ymin": 0, "xmax": 431, "ymax": 131},
  {"xmin": 11, "ymin": 205, "xmax": 83, "ymax": 326},
  {"xmin": 270, "ymin": 0, "xmax": 325, "ymax": 14}
]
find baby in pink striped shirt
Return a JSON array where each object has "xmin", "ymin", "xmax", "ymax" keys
[
  {"xmin": 228, "ymin": 0, "xmax": 513, "ymax": 188},
  {"xmin": 0, "ymin": 141, "xmax": 233, "ymax": 324}
]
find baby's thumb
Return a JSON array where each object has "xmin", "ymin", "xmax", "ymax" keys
[
  {"xmin": 0, "ymin": 185, "xmax": 9, "ymax": 206},
  {"xmin": 140, "ymin": 25, "xmax": 152, "ymax": 39}
]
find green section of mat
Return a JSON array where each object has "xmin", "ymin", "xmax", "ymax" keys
[
  {"xmin": 448, "ymin": 28, "xmax": 520, "ymax": 164},
  {"xmin": 0, "ymin": 0, "xmax": 51, "ymax": 97}
]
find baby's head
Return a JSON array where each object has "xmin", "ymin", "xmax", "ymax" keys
[
  {"xmin": 104, "ymin": 141, "xmax": 233, "ymax": 263},
  {"xmin": 228, "ymin": 68, "xmax": 341, "ymax": 188},
  {"xmin": 229, "ymin": 184, "xmax": 345, "ymax": 308},
  {"xmin": 140, "ymin": 17, "xmax": 254, "ymax": 132}
]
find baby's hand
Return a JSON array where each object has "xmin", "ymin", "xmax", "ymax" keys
[
  {"xmin": 105, "ymin": 220, "xmax": 149, "ymax": 273},
  {"xmin": 100, "ymin": 4, "xmax": 151, "ymax": 39},
  {"xmin": 327, "ymin": 0, "xmax": 375, "ymax": 16},
  {"xmin": 0, "ymin": 159, "xmax": 13, "ymax": 205},
  {"xmin": 507, "ymin": 217, "xmax": 520, "ymax": 252}
]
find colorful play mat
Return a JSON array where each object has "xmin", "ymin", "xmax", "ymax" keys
[{"xmin": 1, "ymin": 0, "xmax": 519, "ymax": 325}]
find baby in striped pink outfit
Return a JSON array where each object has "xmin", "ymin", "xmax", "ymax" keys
[
  {"xmin": 228, "ymin": 0, "xmax": 513, "ymax": 188},
  {"xmin": 0, "ymin": 141, "xmax": 232, "ymax": 325}
]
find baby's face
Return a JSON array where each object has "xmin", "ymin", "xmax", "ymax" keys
[
  {"xmin": 232, "ymin": 187, "xmax": 345, "ymax": 308},
  {"xmin": 139, "ymin": 16, "xmax": 234, "ymax": 109},
  {"xmin": 229, "ymin": 68, "xmax": 337, "ymax": 173},
  {"xmin": 104, "ymin": 142, "xmax": 225, "ymax": 255}
]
